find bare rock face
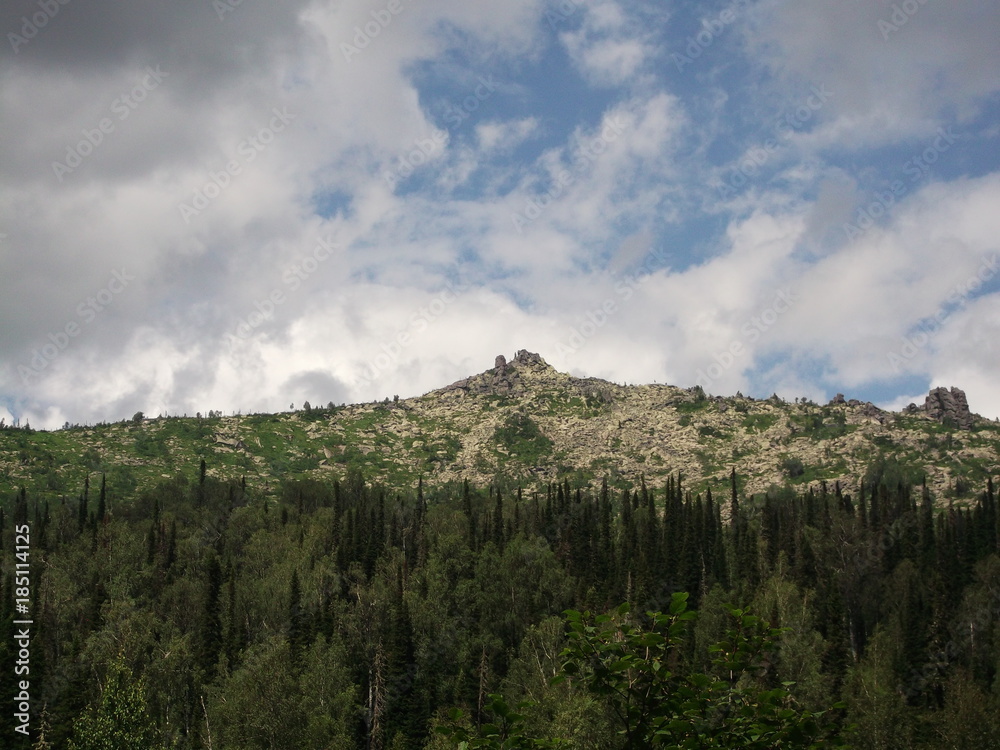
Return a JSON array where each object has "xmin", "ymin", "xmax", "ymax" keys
[
  {"xmin": 513, "ymin": 350, "xmax": 547, "ymax": 367},
  {"xmin": 924, "ymin": 387, "xmax": 974, "ymax": 429},
  {"xmin": 859, "ymin": 402, "xmax": 885, "ymax": 423},
  {"xmin": 439, "ymin": 352, "xmax": 525, "ymax": 397}
]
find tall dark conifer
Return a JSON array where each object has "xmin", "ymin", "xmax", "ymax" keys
[
  {"xmin": 288, "ymin": 569, "xmax": 307, "ymax": 665},
  {"xmin": 165, "ymin": 520, "xmax": 177, "ymax": 571},
  {"xmin": 198, "ymin": 552, "xmax": 223, "ymax": 681},
  {"xmin": 730, "ymin": 467, "xmax": 740, "ymax": 522},
  {"xmin": 95, "ymin": 474, "xmax": 107, "ymax": 526},
  {"xmin": 198, "ymin": 458, "xmax": 207, "ymax": 507},
  {"xmin": 493, "ymin": 489, "xmax": 504, "ymax": 548},
  {"xmin": 225, "ymin": 568, "xmax": 244, "ymax": 665},
  {"xmin": 78, "ymin": 475, "xmax": 89, "ymax": 531},
  {"xmin": 463, "ymin": 479, "xmax": 477, "ymax": 549}
]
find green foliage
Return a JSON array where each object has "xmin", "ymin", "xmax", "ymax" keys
[
  {"xmin": 441, "ymin": 595, "xmax": 847, "ymax": 749},
  {"xmin": 782, "ymin": 456, "xmax": 806, "ymax": 479},
  {"xmin": 558, "ymin": 595, "xmax": 847, "ymax": 749},
  {"xmin": 493, "ymin": 413, "xmax": 553, "ymax": 462},
  {"xmin": 741, "ymin": 413, "xmax": 779, "ymax": 433},
  {"xmin": 843, "ymin": 629, "xmax": 913, "ymax": 750},
  {"xmin": 862, "ymin": 455, "xmax": 923, "ymax": 493},
  {"xmin": 68, "ymin": 661, "xmax": 160, "ymax": 750},
  {"xmin": 436, "ymin": 695, "xmax": 570, "ymax": 749},
  {"xmin": 676, "ymin": 397, "xmax": 711, "ymax": 414},
  {"xmin": 209, "ymin": 635, "xmax": 357, "ymax": 749},
  {"xmin": 790, "ymin": 409, "xmax": 849, "ymax": 440}
]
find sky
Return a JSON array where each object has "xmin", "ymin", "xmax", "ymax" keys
[{"xmin": 1, "ymin": 0, "xmax": 999, "ymax": 430}]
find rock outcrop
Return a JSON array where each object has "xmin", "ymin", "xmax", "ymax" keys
[
  {"xmin": 439, "ymin": 351, "xmax": 551, "ymax": 398},
  {"xmin": 859, "ymin": 402, "xmax": 885, "ymax": 423},
  {"xmin": 512, "ymin": 349, "xmax": 547, "ymax": 367},
  {"xmin": 924, "ymin": 387, "xmax": 974, "ymax": 429}
]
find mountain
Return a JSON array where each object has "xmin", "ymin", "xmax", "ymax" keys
[{"xmin": 2, "ymin": 349, "xmax": 997, "ymax": 502}]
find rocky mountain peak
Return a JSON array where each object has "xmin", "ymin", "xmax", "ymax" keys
[
  {"xmin": 512, "ymin": 349, "xmax": 548, "ymax": 368},
  {"xmin": 436, "ymin": 351, "xmax": 555, "ymax": 398}
]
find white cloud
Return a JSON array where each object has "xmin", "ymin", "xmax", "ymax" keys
[
  {"xmin": 476, "ymin": 117, "xmax": 539, "ymax": 152},
  {"xmin": 559, "ymin": 0, "xmax": 656, "ymax": 86},
  {"xmin": 744, "ymin": 0, "xmax": 1000, "ymax": 145}
]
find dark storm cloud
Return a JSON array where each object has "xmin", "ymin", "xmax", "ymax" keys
[
  {"xmin": 0, "ymin": 0, "xmax": 314, "ymax": 186},
  {"xmin": 2, "ymin": 0, "xmax": 313, "ymax": 86}
]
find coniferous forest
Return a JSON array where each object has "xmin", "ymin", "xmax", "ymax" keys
[{"xmin": 2, "ymin": 458, "xmax": 999, "ymax": 749}]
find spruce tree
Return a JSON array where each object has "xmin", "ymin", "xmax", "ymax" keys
[
  {"xmin": 95, "ymin": 474, "xmax": 107, "ymax": 526},
  {"xmin": 493, "ymin": 489, "xmax": 504, "ymax": 548},
  {"xmin": 198, "ymin": 552, "xmax": 223, "ymax": 681},
  {"xmin": 288, "ymin": 569, "xmax": 307, "ymax": 665},
  {"xmin": 78, "ymin": 475, "xmax": 89, "ymax": 531},
  {"xmin": 197, "ymin": 458, "xmax": 207, "ymax": 507},
  {"xmin": 164, "ymin": 521, "xmax": 177, "ymax": 571}
]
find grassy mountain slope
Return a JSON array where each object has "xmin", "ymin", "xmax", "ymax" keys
[{"xmin": 2, "ymin": 350, "xmax": 998, "ymax": 503}]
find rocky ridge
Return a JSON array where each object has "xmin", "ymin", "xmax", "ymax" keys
[{"xmin": 1, "ymin": 351, "xmax": 997, "ymax": 502}]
